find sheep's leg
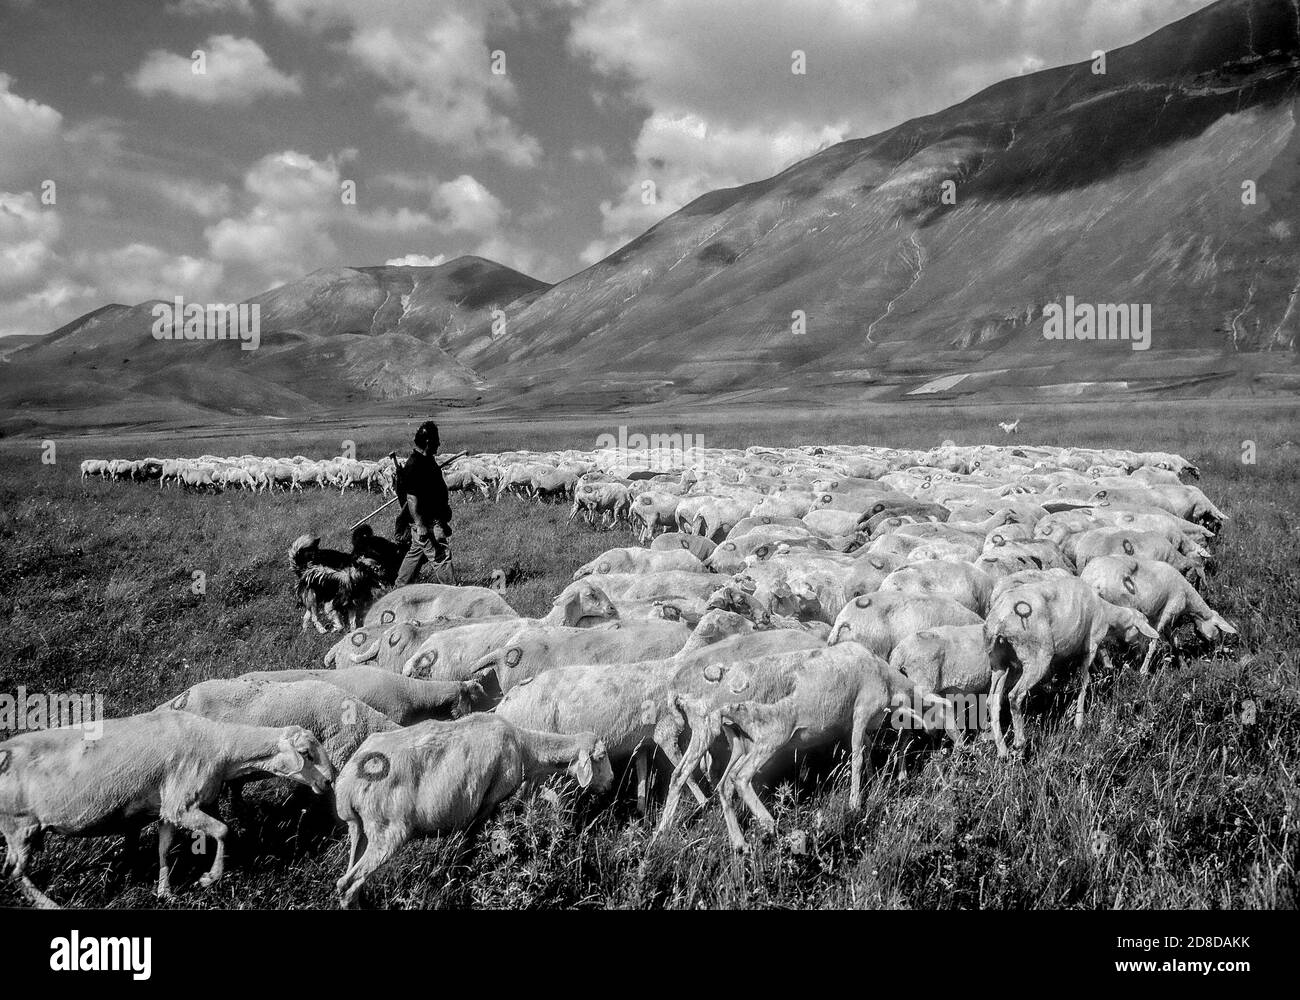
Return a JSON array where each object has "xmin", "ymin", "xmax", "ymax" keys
[
  {"xmin": 156, "ymin": 821, "xmax": 178, "ymax": 898},
  {"xmin": 850, "ymin": 697, "xmax": 876, "ymax": 810},
  {"xmin": 1074, "ymin": 652, "xmax": 1093, "ymax": 731},
  {"xmin": 173, "ymin": 807, "xmax": 229, "ymax": 888},
  {"xmin": 634, "ymin": 749, "xmax": 651, "ymax": 815},
  {"xmin": 723, "ymin": 707, "xmax": 789, "ymax": 834},
  {"xmin": 650, "ymin": 729, "xmax": 709, "ymax": 808},
  {"xmin": 1008, "ymin": 648, "xmax": 1050, "ymax": 753},
  {"xmin": 715, "ymin": 730, "xmax": 755, "ymax": 851},
  {"xmin": 4, "ymin": 825, "xmax": 58, "ymax": 909},
  {"xmin": 652, "ymin": 710, "xmax": 720, "ymax": 838},
  {"xmin": 337, "ymin": 825, "xmax": 406, "ymax": 909},
  {"xmin": 344, "ymin": 818, "xmax": 367, "ymax": 873},
  {"xmin": 988, "ymin": 668, "xmax": 1011, "ymax": 758}
]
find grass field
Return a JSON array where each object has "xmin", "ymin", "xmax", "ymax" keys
[{"xmin": 1, "ymin": 398, "xmax": 1297, "ymax": 909}]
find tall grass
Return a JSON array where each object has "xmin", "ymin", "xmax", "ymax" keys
[{"xmin": 0, "ymin": 399, "xmax": 1295, "ymax": 909}]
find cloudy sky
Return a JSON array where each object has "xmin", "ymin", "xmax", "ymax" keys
[{"xmin": 0, "ymin": 0, "xmax": 1207, "ymax": 337}]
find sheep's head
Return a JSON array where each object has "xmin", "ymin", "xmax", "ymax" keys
[
  {"xmin": 552, "ymin": 581, "xmax": 618, "ymax": 627},
  {"xmin": 690, "ymin": 609, "xmax": 754, "ymax": 644},
  {"xmin": 706, "ymin": 581, "xmax": 775, "ymax": 624},
  {"xmin": 267, "ymin": 727, "xmax": 334, "ymax": 793},
  {"xmin": 569, "ymin": 735, "xmax": 614, "ymax": 793},
  {"xmin": 1110, "ymin": 607, "xmax": 1160, "ymax": 651},
  {"xmin": 1194, "ymin": 613, "xmax": 1239, "ymax": 651},
  {"xmin": 453, "ymin": 679, "xmax": 488, "ymax": 718}
]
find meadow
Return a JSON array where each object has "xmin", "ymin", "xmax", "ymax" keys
[{"xmin": 0, "ymin": 397, "xmax": 1297, "ymax": 909}]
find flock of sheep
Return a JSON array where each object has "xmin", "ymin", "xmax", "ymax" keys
[
  {"xmin": 3, "ymin": 440, "xmax": 1238, "ymax": 909},
  {"xmin": 78, "ymin": 454, "xmax": 393, "ymax": 493}
]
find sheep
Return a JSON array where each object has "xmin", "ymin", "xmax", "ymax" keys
[
  {"xmin": 333, "ymin": 715, "xmax": 612, "ymax": 906},
  {"xmin": 988, "ymin": 567, "xmax": 1074, "ymax": 606},
  {"xmin": 888, "ymin": 625, "xmax": 990, "ymax": 744},
  {"xmin": 654, "ymin": 642, "xmax": 945, "ymax": 849},
  {"xmin": 572, "ymin": 546, "xmax": 706, "ymax": 579},
  {"xmin": 463, "ymin": 618, "xmax": 694, "ymax": 700},
  {"xmin": 362, "ymin": 583, "xmax": 519, "ymax": 627},
  {"xmin": 705, "ymin": 529, "xmax": 831, "ymax": 574},
  {"xmin": 1070, "ymin": 527, "xmax": 1205, "ymax": 582},
  {"xmin": 495, "ymin": 628, "xmax": 825, "ymax": 813},
  {"xmin": 162, "ymin": 677, "xmax": 397, "ymax": 776},
  {"xmin": 345, "ymin": 616, "xmax": 520, "ymax": 673},
  {"xmin": 829, "ymin": 592, "xmax": 982, "ymax": 659},
  {"xmin": 1078, "ymin": 556, "xmax": 1238, "ymax": 672},
  {"xmin": 985, "ymin": 577, "xmax": 1159, "ymax": 757},
  {"xmin": 550, "ymin": 572, "xmax": 720, "ymax": 616},
  {"xmin": 649, "ymin": 531, "xmax": 718, "ymax": 561},
  {"xmin": 845, "ymin": 552, "xmax": 903, "ymax": 599},
  {"xmin": 1, "ymin": 712, "xmax": 332, "ymax": 907},
  {"xmin": 879, "ymin": 560, "xmax": 995, "ymax": 615},
  {"xmin": 238, "ymin": 666, "xmax": 483, "ymax": 723}
]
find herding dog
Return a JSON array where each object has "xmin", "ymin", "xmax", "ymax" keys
[{"xmin": 289, "ymin": 534, "xmax": 387, "ymax": 633}]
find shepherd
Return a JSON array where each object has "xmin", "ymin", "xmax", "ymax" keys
[{"xmin": 393, "ymin": 420, "xmax": 454, "ymax": 586}]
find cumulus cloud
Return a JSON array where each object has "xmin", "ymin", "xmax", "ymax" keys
[
  {"xmin": 152, "ymin": 176, "xmax": 235, "ymax": 218},
  {"xmin": 269, "ymin": 1, "xmax": 540, "ymax": 166},
  {"xmin": 0, "ymin": 74, "xmax": 62, "ymax": 185},
  {"xmin": 81, "ymin": 242, "xmax": 225, "ymax": 304},
  {"xmin": 432, "ymin": 174, "xmax": 506, "ymax": 233},
  {"xmin": 130, "ymin": 35, "xmax": 302, "ymax": 104},
  {"xmin": 0, "ymin": 190, "xmax": 61, "ymax": 295},
  {"xmin": 205, "ymin": 150, "xmax": 342, "ymax": 283},
  {"xmin": 386, "ymin": 253, "xmax": 447, "ymax": 267},
  {"xmin": 581, "ymin": 112, "xmax": 844, "ymax": 263}
]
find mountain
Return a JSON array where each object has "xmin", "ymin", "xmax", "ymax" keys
[
  {"xmin": 459, "ymin": 0, "xmax": 1300, "ymax": 405},
  {"xmin": 4, "ymin": 0, "xmax": 1298, "ymax": 432},
  {"xmin": 0, "ymin": 257, "xmax": 549, "ymax": 431}
]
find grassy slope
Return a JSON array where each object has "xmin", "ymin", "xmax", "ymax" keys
[{"xmin": 0, "ymin": 399, "xmax": 1296, "ymax": 909}]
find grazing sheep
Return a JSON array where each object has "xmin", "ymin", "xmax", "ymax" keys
[
  {"xmin": 1078, "ymin": 556, "xmax": 1238, "ymax": 671},
  {"xmin": 1070, "ymin": 527, "xmax": 1205, "ymax": 583},
  {"xmin": 649, "ymin": 531, "xmax": 718, "ymax": 561},
  {"xmin": 363, "ymin": 583, "xmax": 519, "ymax": 627},
  {"xmin": 654, "ymin": 642, "xmax": 944, "ymax": 848},
  {"xmin": 162, "ymin": 678, "xmax": 397, "ymax": 774},
  {"xmin": 495, "ymin": 628, "xmax": 824, "ymax": 813},
  {"xmin": 572, "ymin": 546, "xmax": 706, "ymax": 580},
  {"xmin": 1, "ymin": 713, "xmax": 332, "ymax": 907},
  {"xmin": 346, "ymin": 616, "xmax": 520, "ymax": 673},
  {"xmin": 829, "ymin": 592, "xmax": 982, "ymax": 658},
  {"xmin": 333, "ymin": 715, "xmax": 612, "ymax": 907},
  {"xmin": 888, "ymin": 625, "xmax": 990, "ymax": 743},
  {"xmin": 879, "ymin": 560, "xmax": 995, "ymax": 615},
  {"xmin": 465, "ymin": 619, "xmax": 693, "ymax": 699},
  {"xmin": 238, "ymin": 666, "xmax": 483, "ymax": 723},
  {"xmin": 985, "ymin": 578, "xmax": 1159, "ymax": 757}
]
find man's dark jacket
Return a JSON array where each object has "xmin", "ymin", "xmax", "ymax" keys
[{"xmin": 395, "ymin": 450, "xmax": 451, "ymax": 536}]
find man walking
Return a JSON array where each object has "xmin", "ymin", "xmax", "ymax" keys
[{"xmin": 394, "ymin": 420, "xmax": 453, "ymax": 586}]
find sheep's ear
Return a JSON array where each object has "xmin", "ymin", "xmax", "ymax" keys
[
  {"xmin": 1136, "ymin": 617, "xmax": 1160, "ymax": 640},
  {"xmin": 575, "ymin": 751, "xmax": 594, "ymax": 788}
]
